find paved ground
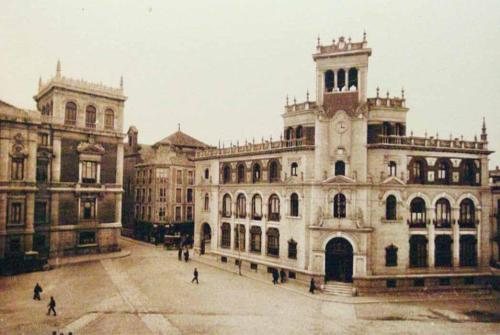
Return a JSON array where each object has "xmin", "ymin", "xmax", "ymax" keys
[{"xmin": 1, "ymin": 238, "xmax": 499, "ymax": 335}]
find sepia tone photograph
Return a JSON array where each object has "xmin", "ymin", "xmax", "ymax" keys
[{"xmin": 0, "ymin": 1, "xmax": 499, "ymax": 334}]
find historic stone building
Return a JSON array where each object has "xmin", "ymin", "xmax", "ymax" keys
[
  {"xmin": 0, "ymin": 62, "xmax": 125, "ymax": 268},
  {"xmin": 123, "ymin": 126, "xmax": 209, "ymax": 240},
  {"xmin": 490, "ymin": 167, "xmax": 500, "ymax": 266},
  {"xmin": 193, "ymin": 35, "xmax": 495, "ymax": 294}
]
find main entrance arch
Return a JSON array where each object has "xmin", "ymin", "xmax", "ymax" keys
[
  {"xmin": 200, "ymin": 223, "xmax": 211, "ymax": 255},
  {"xmin": 325, "ymin": 237, "xmax": 354, "ymax": 283}
]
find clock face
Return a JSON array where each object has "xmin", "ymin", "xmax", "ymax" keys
[{"xmin": 336, "ymin": 121, "xmax": 348, "ymax": 134}]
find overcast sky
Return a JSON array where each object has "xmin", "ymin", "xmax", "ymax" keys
[{"xmin": 1, "ymin": 0, "xmax": 499, "ymax": 166}]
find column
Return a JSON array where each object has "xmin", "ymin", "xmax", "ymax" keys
[
  {"xmin": 245, "ymin": 221, "xmax": 250, "ymax": 253},
  {"xmin": 115, "ymin": 193, "xmax": 122, "ymax": 224},
  {"xmin": 24, "ymin": 193, "xmax": 35, "ymax": 251},
  {"xmin": 97, "ymin": 163, "xmax": 101, "ymax": 184},
  {"xmin": 27, "ymin": 128, "xmax": 37, "ymax": 182},
  {"xmin": 345, "ymin": 70, "xmax": 349, "ymax": 91},
  {"xmin": 52, "ymin": 134, "xmax": 61, "ymax": 182},
  {"xmin": 357, "ymin": 69, "xmax": 360, "ymax": 91},
  {"xmin": 476, "ymin": 217, "xmax": 481, "ymax": 267},
  {"xmin": 452, "ymin": 209, "xmax": 460, "ymax": 267},
  {"xmin": 116, "ymin": 142, "xmax": 124, "ymax": 185},
  {"xmin": 427, "ymin": 208, "xmax": 435, "ymax": 268},
  {"xmin": 334, "ymin": 70, "xmax": 338, "ymax": 91},
  {"xmin": 0, "ymin": 194, "xmax": 7, "ymax": 257}
]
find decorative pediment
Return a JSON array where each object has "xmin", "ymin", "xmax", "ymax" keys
[
  {"xmin": 77, "ymin": 141, "xmax": 105, "ymax": 155},
  {"xmin": 381, "ymin": 176, "xmax": 406, "ymax": 186},
  {"xmin": 323, "ymin": 174, "xmax": 355, "ymax": 184}
]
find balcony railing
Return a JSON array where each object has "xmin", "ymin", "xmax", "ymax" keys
[
  {"xmin": 371, "ymin": 134, "xmax": 486, "ymax": 151},
  {"xmin": 458, "ymin": 219, "xmax": 478, "ymax": 229},
  {"xmin": 86, "ymin": 122, "xmax": 96, "ymax": 129},
  {"xmin": 268, "ymin": 213, "xmax": 281, "ymax": 222},
  {"xmin": 433, "ymin": 219, "xmax": 453, "ymax": 229},
  {"xmin": 407, "ymin": 219, "xmax": 427, "ymax": 228}
]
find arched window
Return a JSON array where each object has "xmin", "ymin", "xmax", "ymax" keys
[
  {"xmin": 290, "ymin": 193, "xmax": 299, "ymax": 217},
  {"xmin": 222, "ymin": 165, "xmax": 231, "ymax": 184},
  {"xmin": 104, "ymin": 109, "xmax": 114, "ymax": 129},
  {"xmin": 237, "ymin": 163, "xmax": 246, "ymax": 183},
  {"xmin": 252, "ymin": 163, "xmax": 261, "ymax": 183},
  {"xmin": 435, "ymin": 198, "xmax": 451, "ymax": 228},
  {"xmin": 268, "ymin": 194, "xmax": 280, "ymax": 221},
  {"xmin": 251, "ymin": 194, "xmax": 262, "ymax": 220},
  {"xmin": 295, "ymin": 126, "xmax": 303, "ymax": 139},
  {"xmin": 459, "ymin": 199, "xmax": 475, "ymax": 228},
  {"xmin": 250, "ymin": 226, "xmax": 262, "ymax": 252},
  {"xmin": 435, "ymin": 235, "xmax": 452, "ymax": 267},
  {"xmin": 411, "ymin": 158, "xmax": 426, "ymax": 183},
  {"xmin": 410, "ymin": 197, "xmax": 426, "ymax": 227},
  {"xmin": 288, "ymin": 239, "xmax": 297, "ymax": 259},
  {"xmin": 204, "ymin": 168, "xmax": 209, "ymax": 179},
  {"xmin": 204, "ymin": 193, "xmax": 209, "ymax": 211},
  {"xmin": 437, "ymin": 159, "xmax": 451, "ymax": 184},
  {"xmin": 385, "ymin": 195, "xmax": 397, "ymax": 220},
  {"xmin": 348, "ymin": 67, "xmax": 358, "ymax": 90},
  {"xmin": 335, "ymin": 160, "xmax": 345, "ymax": 176},
  {"xmin": 234, "ymin": 224, "xmax": 245, "ymax": 251},
  {"xmin": 409, "ymin": 235, "xmax": 428, "ymax": 268},
  {"xmin": 285, "ymin": 127, "xmax": 294, "ymax": 141},
  {"xmin": 333, "ymin": 193, "xmax": 346, "ymax": 218},
  {"xmin": 65, "ymin": 102, "xmax": 77, "ymax": 125},
  {"xmin": 266, "ymin": 228, "xmax": 280, "ymax": 257},
  {"xmin": 291, "ymin": 162, "xmax": 298, "ymax": 176},
  {"xmin": 461, "ymin": 159, "xmax": 477, "ymax": 185},
  {"xmin": 221, "ymin": 223, "xmax": 231, "ymax": 248},
  {"xmin": 236, "ymin": 194, "xmax": 246, "ymax": 218},
  {"xmin": 85, "ymin": 105, "xmax": 96, "ymax": 128},
  {"xmin": 388, "ymin": 161, "xmax": 397, "ymax": 177},
  {"xmin": 222, "ymin": 194, "xmax": 232, "ymax": 217},
  {"xmin": 337, "ymin": 69, "xmax": 346, "ymax": 91},
  {"xmin": 460, "ymin": 235, "xmax": 477, "ymax": 267},
  {"xmin": 324, "ymin": 70, "xmax": 334, "ymax": 92},
  {"xmin": 268, "ymin": 161, "xmax": 279, "ymax": 183},
  {"xmin": 385, "ymin": 245, "xmax": 398, "ymax": 267}
]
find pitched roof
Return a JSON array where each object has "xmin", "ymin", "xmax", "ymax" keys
[{"xmin": 154, "ymin": 130, "xmax": 210, "ymax": 149}]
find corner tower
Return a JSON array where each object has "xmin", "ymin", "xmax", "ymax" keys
[{"xmin": 313, "ymin": 34, "xmax": 371, "ymax": 116}]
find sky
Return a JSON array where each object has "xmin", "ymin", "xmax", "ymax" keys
[{"xmin": 1, "ymin": 0, "xmax": 499, "ymax": 166}]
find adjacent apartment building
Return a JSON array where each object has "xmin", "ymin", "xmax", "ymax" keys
[
  {"xmin": 193, "ymin": 34, "xmax": 495, "ymax": 294},
  {"xmin": 0, "ymin": 62, "xmax": 125, "ymax": 268},
  {"xmin": 123, "ymin": 126, "xmax": 209, "ymax": 240}
]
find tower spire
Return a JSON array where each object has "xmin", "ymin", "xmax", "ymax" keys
[
  {"xmin": 481, "ymin": 117, "xmax": 487, "ymax": 141},
  {"xmin": 38, "ymin": 76, "xmax": 42, "ymax": 90},
  {"xmin": 120, "ymin": 76, "xmax": 124, "ymax": 89},
  {"xmin": 56, "ymin": 60, "xmax": 61, "ymax": 78}
]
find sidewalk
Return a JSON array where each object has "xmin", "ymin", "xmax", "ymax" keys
[
  {"xmin": 48, "ymin": 249, "xmax": 131, "ymax": 268},
  {"xmin": 190, "ymin": 251, "xmax": 499, "ymax": 305}
]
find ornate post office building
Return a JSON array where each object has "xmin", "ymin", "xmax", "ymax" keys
[
  {"xmin": 0, "ymin": 62, "xmax": 125, "ymax": 266},
  {"xmin": 193, "ymin": 35, "xmax": 494, "ymax": 294}
]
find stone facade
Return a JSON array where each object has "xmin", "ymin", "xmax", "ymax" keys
[
  {"xmin": 193, "ymin": 35, "xmax": 495, "ymax": 294},
  {"xmin": 0, "ymin": 62, "xmax": 125, "ymax": 266},
  {"xmin": 122, "ymin": 127, "xmax": 209, "ymax": 240}
]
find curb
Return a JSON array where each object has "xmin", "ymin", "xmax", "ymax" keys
[{"xmin": 48, "ymin": 249, "xmax": 131, "ymax": 269}]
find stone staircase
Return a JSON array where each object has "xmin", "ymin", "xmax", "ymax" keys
[{"xmin": 323, "ymin": 282, "xmax": 354, "ymax": 297}]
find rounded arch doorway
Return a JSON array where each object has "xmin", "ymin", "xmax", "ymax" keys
[
  {"xmin": 200, "ymin": 223, "xmax": 211, "ymax": 255},
  {"xmin": 325, "ymin": 237, "xmax": 354, "ymax": 283}
]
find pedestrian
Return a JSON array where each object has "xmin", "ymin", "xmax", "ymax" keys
[
  {"xmin": 47, "ymin": 296, "xmax": 56, "ymax": 316},
  {"xmin": 279, "ymin": 269, "xmax": 286, "ymax": 283},
  {"xmin": 191, "ymin": 267, "xmax": 199, "ymax": 284},
  {"xmin": 33, "ymin": 282, "xmax": 43, "ymax": 300},
  {"xmin": 272, "ymin": 269, "xmax": 279, "ymax": 285},
  {"xmin": 309, "ymin": 278, "xmax": 316, "ymax": 294},
  {"xmin": 178, "ymin": 247, "xmax": 182, "ymax": 261},
  {"xmin": 184, "ymin": 247, "xmax": 189, "ymax": 262}
]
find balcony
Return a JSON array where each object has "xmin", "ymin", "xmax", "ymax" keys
[
  {"xmin": 433, "ymin": 219, "xmax": 452, "ymax": 229},
  {"xmin": 86, "ymin": 122, "xmax": 96, "ymax": 129},
  {"xmin": 268, "ymin": 213, "xmax": 280, "ymax": 222},
  {"xmin": 407, "ymin": 219, "xmax": 427, "ymax": 229},
  {"xmin": 369, "ymin": 134, "xmax": 488, "ymax": 153},
  {"xmin": 458, "ymin": 219, "xmax": 478, "ymax": 229}
]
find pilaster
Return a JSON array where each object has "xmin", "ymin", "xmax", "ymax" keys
[
  {"xmin": 52, "ymin": 134, "xmax": 61, "ymax": 182},
  {"xmin": 24, "ymin": 193, "xmax": 35, "ymax": 251}
]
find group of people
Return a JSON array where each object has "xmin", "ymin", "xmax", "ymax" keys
[
  {"xmin": 33, "ymin": 282, "xmax": 58, "ymax": 315},
  {"xmin": 178, "ymin": 246, "xmax": 190, "ymax": 262},
  {"xmin": 271, "ymin": 270, "xmax": 317, "ymax": 294}
]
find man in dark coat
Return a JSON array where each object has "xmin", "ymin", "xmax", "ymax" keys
[
  {"xmin": 47, "ymin": 296, "xmax": 56, "ymax": 316},
  {"xmin": 184, "ymin": 248, "xmax": 189, "ymax": 262},
  {"xmin": 279, "ymin": 269, "xmax": 286, "ymax": 283},
  {"xmin": 191, "ymin": 268, "xmax": 199, "ymax": 284},
  {"xmin": 309, "ymin": 278, "xmax": 316, "ymax": 294},
  {"xmin": 272, "ymin": 270, "xmax": 279, "ymax": 285},
  {"xmin": 33, "ymin": 283, "xmax": 42, "ymax": 300},
  {"xmin": 178, "ymin": 247, "xmax": 182, "ymax": 261}
]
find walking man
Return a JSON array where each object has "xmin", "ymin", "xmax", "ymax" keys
[
  {"xmin": 191, "ymin": 267, "xmax": 199, "ymax": 284},
  {"xmin": 178, "ymin": 246, "xmax": 182, "ymax": 261},
  {"xmin": 33, "ymin": 282, "xmax": 43, "ymax": 300},
  {"xmin": 309, "ymin": 278, "xmax": 316, "ymax": 294},
  {"xmin": 184, "ymin": 247, "xmax": 189, "ymax": 262},
  {"xmin": 272, "ymin": 269, "xmax": 279, "ymax": 285},
  {"xmin": 47, "ymin": 296, "xmax": 57, "ymax": 316},
  {"xmin": 279, "ymin": 269, "xmax": 287, "ymax": 283}
]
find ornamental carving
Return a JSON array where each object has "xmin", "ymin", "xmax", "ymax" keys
[{"xmin": 77, "ymin": 141, "xmax": 105, "ymax": 155}]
